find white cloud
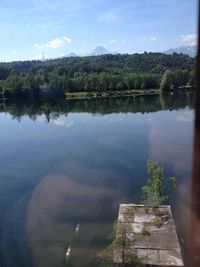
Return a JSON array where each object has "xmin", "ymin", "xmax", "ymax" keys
[
  {"xmin": 149, "ymin": 37, "xmax": 157, "ymax": 41},
  {"xmin": 47, "ymin": 38, "xmax": 65, "ymax": 48},
  {"xmin": 34, "ymin": 36, "xmax": 72, "ymax": 49},
  {"xmin": 33, "ymin": 53, "xmax": 43, "ymax": 60},
  {"xmin": 110, "ymin": 39, "xmax": 125, "ymax": 44},
  {"xmin": 181, "ymin": 34, "xmax": 197, "ymax": 45},
  {"xmin": 63, "ymin": 36, "xmax": 72, "ymax": 43},
  {"xmin": 98, "ymin": 12, "xmax": 118, "ymax": 23}
]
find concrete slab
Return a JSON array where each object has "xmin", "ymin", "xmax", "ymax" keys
[{"xmin": 116, "ymin": 204, "xmax": 184, "ymax": 266}]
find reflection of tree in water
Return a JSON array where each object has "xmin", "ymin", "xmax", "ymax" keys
[
  {"xmin": 159, "ymin": 91, "xmax": 195, "ymax": 111},
  {"xmin": 1, "ymin": 163, "xmax": 127, "ymax": 267},
  {"xmin": 0, "ymin": 92, "xmax": 195, "ymax": 122}
]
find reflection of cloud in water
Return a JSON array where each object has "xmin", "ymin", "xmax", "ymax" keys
[
  {"xmin": 176, "ymin": 111, "xmax": 194, "ymax": 123},
  {"xmin": 146, "ymin": 117, "xmax": 153, "ymax": 122},
  {"xmin": 109, "ymin": 117, "xmax": 123, "ymax": 123},
  {"xmin": 174, "ymin": 179, "xmax": 191, "ymax": 243},
  {"xmin": 26, "ymin": 163, "xmax": 125, "ymax": 267},
  {"xmin": 51, "ymin": 118, "xmax": 74, "ymax": 128},
  {"xmin": 148, "ymin": 110, "xmax": 194, "ymax": 254},
  {"xmin": 37, "ymin": 115, "xmax": 74, "ymax": 128},
  {"xmin": 148, "ymin": 114, "xmax": 193, "ymax": 179},
  {"xmin": 37, "ymin": 115, "xmax": 46, "ymax": 122}
]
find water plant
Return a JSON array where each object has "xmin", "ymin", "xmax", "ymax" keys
[
  {"xmin": 98, "ymin": 220, "xmax": 144, "ymax": 267},
  {"xmin": 141, "ymin": 225, "xmax": 150, "ymax": 236},
  {"xmin": 152, "ymin": 217, "xmax": 164, "ymax": 228},
  {"xmin": 141, "ymin": 159, "xmax": 177, "ymax": 207}
]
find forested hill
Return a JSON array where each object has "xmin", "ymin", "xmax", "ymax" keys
[
  {"xmin": 0, "ymin": 53, "xmax": 195, "ymax": 74},
  {"xmin": 0, "ymin": 53, "xmax": 196, "ymax": 99}
]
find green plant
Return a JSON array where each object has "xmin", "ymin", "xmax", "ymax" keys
[
  {"xmin": 141, "ymin": 225, "xmax": 150, "ymax": 236},
  {"xmin": 152, "ymin": 206, "xmax": 159, "ymax": 215},
  {"xmin": 152, "ymin": 217, "xmax": 163, "ymax": 228},
  {"xmin": 123, "ymin": 206, "xmax": 135, "ymax": 222},
  {"xmin": 98, "ymin": 220, "xmax": 145, "ymax": 267},
  {"xmin": 141, "ymin": 160, "xmax": 177, "ymax": 207}
]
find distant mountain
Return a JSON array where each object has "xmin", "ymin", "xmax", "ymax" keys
[
  {"xmin": 113, "ymin": 51, "xmax": 120, "ymax": 55},
  {"xmin": 88, "ymin": 46, "xmax": 111, "ymax": 56},
  {"xmin": 163, "ymin": 45, "xmax": 197, "ymax": 57},
  {"xmin": 66, "ymin": 52, "xmax": 78, "ymax": 57},
  {"xmin": 64, "ymin": 47, "xmax": 119, "ymax": 57}
]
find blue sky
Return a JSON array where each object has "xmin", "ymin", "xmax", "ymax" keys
[{"xmin": 0, "ymin": 0, "xmax": 198, "ymax": 62}]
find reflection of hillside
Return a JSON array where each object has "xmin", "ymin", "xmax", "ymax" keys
[
  {"xmin": 1, "ymin": 163, "xmax": 126, "ymax": 267},
  {"xmin": 2, "ymin": 147, "xmax": 193, "ymax": 267},
  {"xmin": 0, "ymin": 92, "xmax": 195, "ymax": 122}
]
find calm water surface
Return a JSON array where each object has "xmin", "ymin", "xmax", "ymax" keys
[{"xmin": 0, "ymin": 93, "xmax": 195, "ymax": 267}]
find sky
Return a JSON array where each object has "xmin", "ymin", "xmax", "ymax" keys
[{"xmin": 0, "ymin": 0, "xmax": 198, "ymax": 62}]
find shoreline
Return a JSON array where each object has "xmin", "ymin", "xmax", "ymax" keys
[
  {"xmin": 65, "ymin": 88, "xmax": 195, "ymax": 100},
  {"xmin": 0, "ymin": 88, "xmax": 195, "ymax": 101},
  {"xmin": 65, "ymin": 89, "xmax": 160, "ymax": 100}
]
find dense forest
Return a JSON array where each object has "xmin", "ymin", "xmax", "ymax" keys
[{"xmin": 0, "ymin": 53, "xmax": 196, "ymax": 99}]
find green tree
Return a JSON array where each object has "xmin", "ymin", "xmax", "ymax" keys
[
  {"xmin": 160, "ymin": 70, "xmax": 174, "ymax": 91},
  {"xmin": 176, "ymin": 70, "xmax": 188, "ymax": 88},
  {"xmin": 48, "ymin": 73, "xmax": 69, "ymax": 97},
  {"xmin": 189, "ymin": 69, "xmax": 196, "ymax": 87},
  {"xmin": 0, "ymin": 52, "xmax": 195, "ymax": 98},
  {"xmin": 23, "ymin": 72, "xmax": 40, "ymax": 97},
  {"xmin": 98, "ymin": 218, "xmax": 144, "ymax": 267},
  {"xmin": 5, "ymin": 74, "xmax": 23, "ymax": 97},
  {"xmin": 141, "ymin": 160, "xmax": 176, "ymax": 207}
]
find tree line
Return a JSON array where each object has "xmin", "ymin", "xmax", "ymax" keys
[{"xmin": 0, "ymin": 53, "xmax": 196, "ymax": 99}]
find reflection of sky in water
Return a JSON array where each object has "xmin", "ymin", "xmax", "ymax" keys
[
  {"xmin": 176, "ymin": 110, "xmax": 194, "ymax": 122},
  {"xmin": 0, "ymin": 102, "xmax": 194, "ymax": 267}
]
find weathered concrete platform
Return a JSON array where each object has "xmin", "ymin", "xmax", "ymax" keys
[{"xmin": 117, "ymin": 204, "xmax": 184, "ymax": 266}]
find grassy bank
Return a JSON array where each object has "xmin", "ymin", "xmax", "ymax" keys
[{"xmin": 65, "ymin": 89, "xmax": 160, "ymax": 99}]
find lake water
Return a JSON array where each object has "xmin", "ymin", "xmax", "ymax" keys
[{"xmin": 0, "ymin": 93, "xmax": 195, "ymax": 267}]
